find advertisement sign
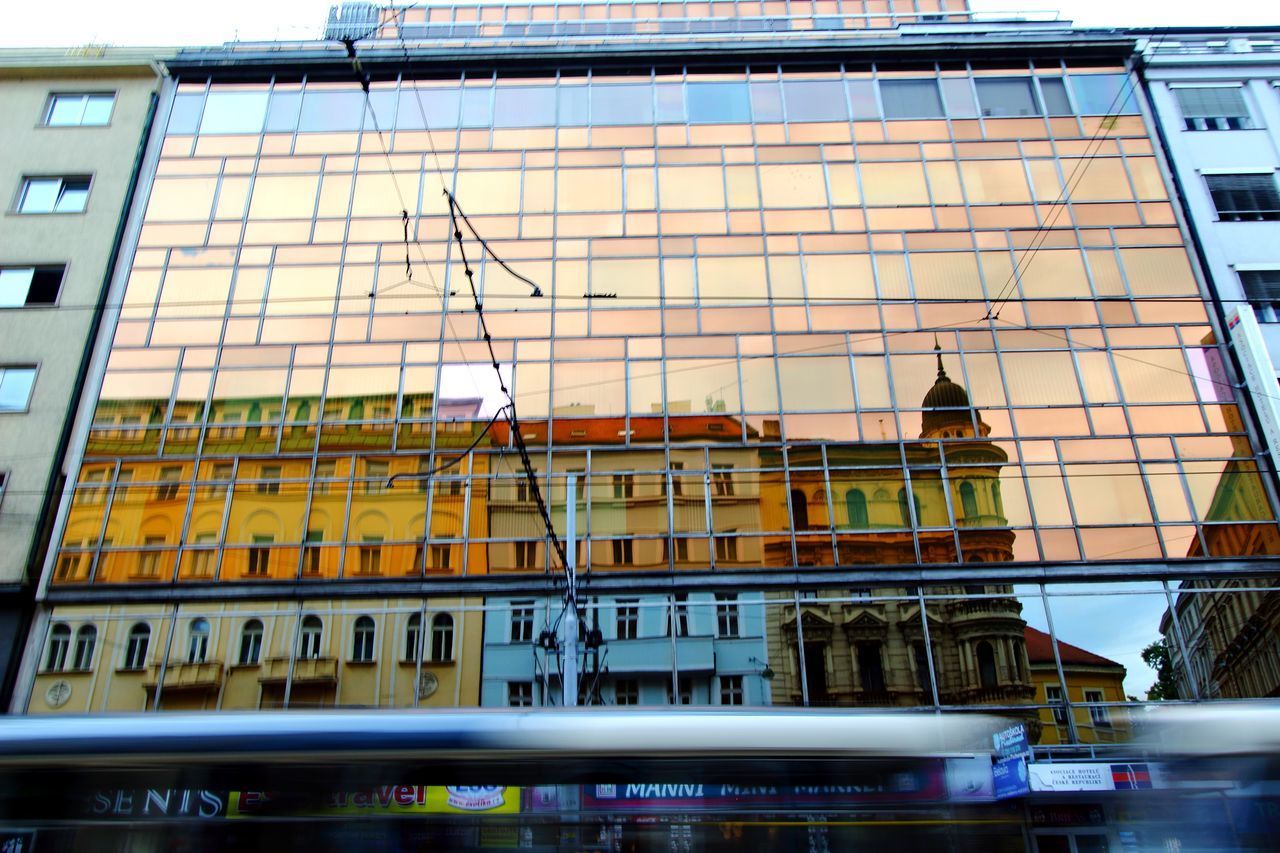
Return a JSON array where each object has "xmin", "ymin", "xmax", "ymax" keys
[
  {"xmin": 1028, "ymin": 763, "xmax": 1156, "ymax": 793},
  {"xmin": 944, "ymin": 756, "xmax": 996, "ymax": 802},
  {"xmin": 578, "ymin": 769, "xmax": 949, "ymax": 812},
  {"xmin": 230, "ymin": 786, "xmax": 520, "ymax": 817},
  {"xmin": 992, "ymin": 756, "xmax": 1031, "ymax": 800},
  {"xmin": 992, "ymin": 724, "xmax": 1031, "ymax": 760}
]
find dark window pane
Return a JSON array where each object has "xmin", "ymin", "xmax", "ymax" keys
[
  {"xmin": 880, "ymin": 79, "xmax": 944, "ymax": 119},
  {"xmin": 687, "ymin": 82, "xmax": 750, "ymax": 124},
  {"xmin": 783, "ymin": 80, "xmax": 847, "ymax": 121},
  {"xmin": 975, "ymin": 78, "xmax": 1040, "ymax": 118},
  {"xmin": 1206, "ymin": 174, "xmax": 1280, "ymax": 221},
  {"xmin": 27, "ymin": 268, "xmax": 64, "ymax": 304},
  {"xmin": 1039, "ymin": 78, "xmax": 1072, "ymax": 115},
  {"xmin": 1241, "ymin": 270, "xmax": 1280, "ymax": 308}
]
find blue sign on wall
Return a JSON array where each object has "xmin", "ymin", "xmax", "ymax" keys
[
  {"xmin": 993, "ymin": 724, "xmax": 1031, "ymax": 759},
  {"xmin": 993, "ymin": 756, "xmax": 1031, "ymax": 800}
]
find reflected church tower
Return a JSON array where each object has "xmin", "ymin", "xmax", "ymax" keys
[{"xmin": 768, "ymin": 344, "xmax": 1036, "ymax": 717}]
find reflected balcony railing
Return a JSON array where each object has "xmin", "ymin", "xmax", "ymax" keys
[
  {"xmin": 144, "ymin": 660, "xmax": 224, "ymax": 693},
  {"xmin": 258, "ymin": 656, "xmax": 339, "ymax": 684}
]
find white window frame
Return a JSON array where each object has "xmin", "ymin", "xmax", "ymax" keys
[
  {"xmin": 1084, "ymin": 689, "xmax": 1112, "ymax": 727},
  {"xmin": 0, "ymin": 265, "xmax": 65, "ymax": 308},
  {"xmin": 15, "ymin": 176, "xmax": 91, "ymax": 214},
  {"xmin": 0, "ymin": 365, "xmax": 39, "ymax": 413},
  {"xmin": 719, "ymin": 674, "xmax": 744, "ymax": 706},
  {"xmin": 43, "ymin": 92, "xmax": 115, "ymax": 127},
  {"xmin": 122, "ymin": 623, "xmax": 150, "ymax": 670}
]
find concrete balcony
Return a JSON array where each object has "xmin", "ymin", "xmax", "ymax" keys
[
  {"xmin": 602, "ymin": 635, "xmax": 716, "ymax": 674},
  {"xmin": 144, "ymin": 660, "xmax": 224, "ymax": 694},
  {"xmin": 257, "ymin": 656, "xmax": 339, "ymax": 685}
]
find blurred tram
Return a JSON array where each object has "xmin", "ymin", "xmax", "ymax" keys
[{"xmin": 0, "ymin": 706, "xmax": 1276, "ymax": 852}]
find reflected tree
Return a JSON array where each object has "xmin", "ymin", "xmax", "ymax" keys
[{"xmin": 1141, "ymin": 639, "xmax": 1179, "ymax": 700}]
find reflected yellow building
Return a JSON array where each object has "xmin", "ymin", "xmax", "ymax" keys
[
  {"xmin": 29, "ymin": 598, "xmax": 481, "ymax": 713},
  {"xmin": 1027, "ymin": 626, "xmax": 1130, "ymax": 746}
]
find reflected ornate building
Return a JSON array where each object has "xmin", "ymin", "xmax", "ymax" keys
[{"xmin": 764, "ymin": 351, "xmax": 1036, "ymax": 722}]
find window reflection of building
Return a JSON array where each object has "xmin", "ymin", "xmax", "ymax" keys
[
  {"xmin": 31, "ymin": 601, "xmax": 482, "ymax": 713},
  {"xmin": 1026, "ymin": 627, "xmax": 1130, "ymax": 745},
  {"xmin": 1159, "ymin": 422, "xmax": 1280, "ymax": 701},
  {"xmin": 480, "ymin": 594, "xmax": 769, "ymax": 707},
  {"xmin": 766, "ymin": 353, "xmax": 1034, "ymax": 712}
]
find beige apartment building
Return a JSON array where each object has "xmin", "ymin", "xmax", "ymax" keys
[{"xmin": 0, "ymin": 47, "xmax": 164, "ymax": 706}]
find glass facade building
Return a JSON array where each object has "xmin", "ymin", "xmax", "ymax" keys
[{"xmin": 16, "ymin": 2, "xmax": 1280, "ymax": 739}]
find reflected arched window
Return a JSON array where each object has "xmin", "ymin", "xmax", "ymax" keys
[
  {"xmin": 960, "ymin": 482, "xmax": 978, "ymax": 519},
  {"xmin": 897, "ymin": 489, "xmax": 920, "ymax": 527},
  {"xmin": 124, "ymin": 623, "xmax": 150, "ymax": 670},
  {"xmin": 352, "ymin": 615, "xmax": 375, "ymax": 662},
  {"xmin": 404, "ymin": 613, "xmax": 422, "ymax": 662},
  {"xmin": 45, "ymin": 623, "xmax": 71, "ymax": 672},
  {"xmin": 239, "ymin": 619, "xmax": 263, "ymax": 666},
  {"xmin": 187, "ymin": 618, "xmax": 210, "ymax": 664},
  {"xmin": 845, "ymin": 489, "xmax": 868, "ymax": 529},
  {"xmin": 72, "ymin": 624, "xmax": 97, "ymax": 670},
  {"xmin": 976, "ymin": 641, "xmax": 998, "ymax": 689},
  {"xmin": 299, "ymin": 615, "xmax": 323, "ymax": 659},
  {"xmin": 430, "ymin": 613, "xmax": 454, "ymax": 662}
]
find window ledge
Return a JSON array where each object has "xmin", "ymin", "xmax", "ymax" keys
[
  {"xmin": 114, "ymin": 666, "xmax": 146, "ymax": 674},
  {"xmin": 228, "ymin": 662, "xmax": 262, "ymax": 671},
  {"xmin": 346, "ymin": 659, "xmax": 376, "ymax": 666}
]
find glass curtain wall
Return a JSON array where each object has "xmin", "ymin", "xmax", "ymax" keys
[{"xmin": 56, "ymin": 61, "xmax": 1278, "ymax": 590}]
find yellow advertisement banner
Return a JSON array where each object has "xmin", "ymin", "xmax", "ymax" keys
[{"xmin": 229, "ymin": 786, "xmax": 519, "ymax": 817}]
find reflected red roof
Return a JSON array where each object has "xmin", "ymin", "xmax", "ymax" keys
[{"xmin": 1024, "ymin": 626, "xmax": 1122, "ymax": 668}]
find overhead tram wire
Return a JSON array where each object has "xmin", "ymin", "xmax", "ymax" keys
[
  {"xmin": 445, "ymin": 189, "xmax": 573, "ymax": 598},
  {"xmin": 984, "ymin": 27, "xmax": 1178, "ymax": 321},
  {"xmin": 335, "ymin": 34, "xmax": 569, "ymax": 593}
]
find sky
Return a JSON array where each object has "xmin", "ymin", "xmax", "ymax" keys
[{"xmin": 0, "ymin": 0, "xmax": 1274, "ymax": 48}]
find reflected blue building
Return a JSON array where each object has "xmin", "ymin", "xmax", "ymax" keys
[{"xmin": 481, "ymin": 594, "xmax": 770, "ymax": 707}]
